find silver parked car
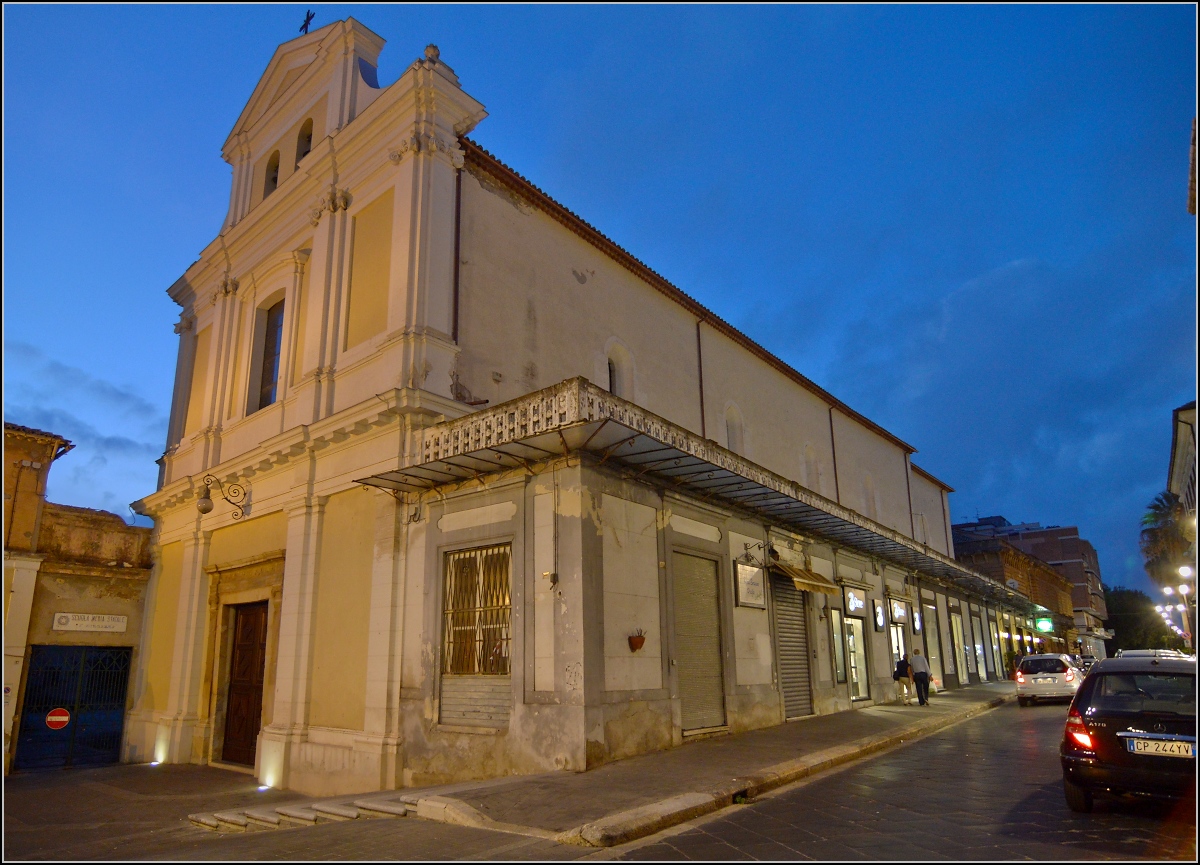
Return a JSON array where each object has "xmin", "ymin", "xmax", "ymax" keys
[{"xmin": 1017, "ymin": 654, "xmax": 1083, "ymax": 706}]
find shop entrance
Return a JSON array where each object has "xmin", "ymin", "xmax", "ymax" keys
[
  {"xmin": 950, "ymin": 612, "xmax": 973, "ymax": 684},
  {"xmin": 922, "ymin": 603, "xmax": 945, "ymax": 689},
  {"xmin": 222, "ymin": 602, "xmax": 268, "ymax": 765},
  {"xmin": 845, "ymin": 617, "xmax": 870, "ymax": 700},
  {"xmin": 672, "ymin": 553, "xmax": 725, "ymax": 730},
  {"xmin": 14, "ymin": 645, "xmax": 131, "ymax": 770},
  {"xmin": 770, "ymin": 574, "xmax": 812, "ymax": 719}
]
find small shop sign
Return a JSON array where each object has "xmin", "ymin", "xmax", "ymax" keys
[
  {"xmin": 844, "ymin": 587, "xmax": 867, "ymax": 616},
  {"xmin": 735, "ymin": 563, "xmax": 766, "ymax": 609},
  {"xmin": 890, "ymin": 600, "xmax": 908, "ymax": 623},
  {"xmin": 873, "ymin": 599, "xmax": 886, "ymax": 631},
  {"xmin": 52, "ymin": 613, "xmax": 128, "ymax": 633},
  {"xmin": 1035, "ymin": 617, "xmax": 1054, "ymax": 633}
]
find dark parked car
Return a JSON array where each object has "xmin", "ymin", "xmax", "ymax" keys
[{"xmin": 1060, "ymin": 656, "xmax": 1196, "ymax": 812}]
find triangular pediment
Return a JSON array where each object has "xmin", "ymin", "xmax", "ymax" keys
[{"xmin": 222, "ymin": 18, "xmax": 384, "ymax": 155}]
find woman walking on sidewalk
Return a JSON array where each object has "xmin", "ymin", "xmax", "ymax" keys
[
  {"xmin": 893, "ymin": 654, "xmax": 914, "ymax": 705},
  {"xmin": 910, "ymin": 649, "xmax": 931, "ymax": 705}
]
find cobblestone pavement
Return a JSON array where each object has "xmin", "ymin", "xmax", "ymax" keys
[{"xmin": 620, "ymin": 702, "xmax": 1198, "ymax": 861}]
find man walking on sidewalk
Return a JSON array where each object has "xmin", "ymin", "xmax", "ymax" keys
[{"xmin": 910, "ymin": 648, "xmax": 931, "ymax": 706}]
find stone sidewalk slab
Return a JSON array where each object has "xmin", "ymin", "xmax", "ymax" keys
[
  {"xmin": 191, "ymin": 682, "xmax": 1014, "ymax": 850},
  {"xmin": 456, "ymin": 681, "xmax": 1015, "ymax": 841}
]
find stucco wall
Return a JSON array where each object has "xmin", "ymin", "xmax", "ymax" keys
[
  {"xmin": 143, "ymin": 541, "xmax": 183, "ymax": 715},
  {"xmin": 600, "ymin": 494, "xmax": 662, "ymax": 692},
  {"xmin": 308, "ymin": 489, "xmax": 374, "ymax": 731},
  {"xmin": 208, "ymin": 511, "xmax": 287, "ymax": 567},
  {"xmin": 909, "ymin": 470, "xmax": 950, "ymax": 555},
  {"xmin": 456, "ymin": 169, "xmax": 704, "ymax": 432}
]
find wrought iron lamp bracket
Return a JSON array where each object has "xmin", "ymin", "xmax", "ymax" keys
[{"xmin": 202, "ymin": 474, "xmax": 247, "ymax": 520}]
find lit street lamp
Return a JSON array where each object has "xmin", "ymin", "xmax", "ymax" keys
[{"xmin": 1163, "ymin": 585, "xmax": 1193, "ymax": 649}]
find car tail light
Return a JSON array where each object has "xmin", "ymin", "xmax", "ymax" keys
[
  {"xmin": 1064, "ymin": 708, "xmax": 1093, "ymax": 750},
  {"xmin": 1065, "ymin": 668, "xmax": 1075, "ymax": 682},
  {"xmin": 1016, "ymin": 671, "xmax": 1025, "ymax": 684}
]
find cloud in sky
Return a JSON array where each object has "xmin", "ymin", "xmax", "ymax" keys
[{"xmin": 4, "ymin": 343, "xmax": 164, "ymax": 524}]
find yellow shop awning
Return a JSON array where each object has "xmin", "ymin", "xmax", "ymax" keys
[{"xmin": 770, "ymin": 561, "xmax": 840, "ymax": 596}]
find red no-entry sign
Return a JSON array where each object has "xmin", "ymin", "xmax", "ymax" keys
[{"xmin": 45, "ymin": 708, "xmax": 70, "ymax": 730}]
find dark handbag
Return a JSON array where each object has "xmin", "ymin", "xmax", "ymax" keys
[{"xmin": 892, "ymin": 670, "xmax": 900, "ymax": 682}]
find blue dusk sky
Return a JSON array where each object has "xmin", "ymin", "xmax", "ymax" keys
[{"xmin": 3, "ymin": 5, "xmax": 1196, "ymax": 593}]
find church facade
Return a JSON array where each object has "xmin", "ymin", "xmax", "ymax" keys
[{"xmin": 127, "ymin": 19, "xmax": 1042, "ymax": 796}]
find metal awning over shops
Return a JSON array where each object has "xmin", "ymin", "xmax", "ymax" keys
[{"xmin": 357, "ymin": 378, "xmax": 1038, "ymax": 614}]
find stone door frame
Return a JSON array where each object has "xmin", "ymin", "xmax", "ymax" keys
[{"xmin": 202, "ymin": 550, "xmax": 284, "ymax": 772}]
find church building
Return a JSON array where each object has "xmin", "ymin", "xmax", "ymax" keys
[{"xmin": 127, "ymin": 19, "xmax": 1043, "ymax": 796}]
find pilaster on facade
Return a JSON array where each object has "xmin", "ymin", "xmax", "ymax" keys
[
  {"xmin": 2, "ymin": 553, "xmax": 43, "ymax": 766},
  {"xmin": 156, "ymin": 529, "xmax": 211, "ymax": 764}
]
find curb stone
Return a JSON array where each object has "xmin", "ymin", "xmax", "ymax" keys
[
  {"xmin": 183, "ymin": 691, "xmax": 1012, "ymax": 845},
  {"xmin": 551, "ymin": 692, "xmax": 1014, "ymax": 847}
]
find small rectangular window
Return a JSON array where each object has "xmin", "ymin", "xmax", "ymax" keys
[
  {"xmin": 257, "ymin": 300, "xmax": 285, "ymax": 410},
  {"xmin": 831, "ymin": 608, "xmax": 847, "ymax": 684}
]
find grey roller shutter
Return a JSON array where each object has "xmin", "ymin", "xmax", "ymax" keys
[
  {"xmin": 772, "ymin": 573, "xmax": 813, "ymax": 719},
  {"xmin": 672, "ymin": 553, "xmax": 726, "ymax": 730}
]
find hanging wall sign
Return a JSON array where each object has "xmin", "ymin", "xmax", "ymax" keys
[
  {"xmin": 913, "ymin": 610, "xmax": 923, "ymax": 633},
  {"xmin": 735, "ymin": 563, "xmax": 767, "ymax": 609},
  {"xmin": 843, "ymin": 587, "xmax": 867, "ymax": 616},
  {"xmin": 873, "ymin": 599, "xmax": 886, "ymax": 631},
  {"xmin": 890, "ymin": 600, "xmax": 908, "ymax": 624}
]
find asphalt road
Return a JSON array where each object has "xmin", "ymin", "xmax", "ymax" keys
[
  {"xmin": 620, "ymin": 701, "xmax": 1197, "ymax": 861},
  {"xmin": 4, "ymin": 701, "xmax": 1194, "ymax": 860}
]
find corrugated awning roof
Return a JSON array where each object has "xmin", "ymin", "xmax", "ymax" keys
[{"xmin": 357, "ymin": 378, "xmax": 1039, "ymax": 614}]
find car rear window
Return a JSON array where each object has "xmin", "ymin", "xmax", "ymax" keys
[
  {"xmin": 1088, "ymin": 673, "xmax": 1196, "ymax": 717},
  {"xmin": 1019, "ymin": 657, "xmax": 1067, "ymax": 674}
]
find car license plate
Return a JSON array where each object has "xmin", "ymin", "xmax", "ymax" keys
[
  {"xmin": 1035, "ymin": 678, "xmax": 1053, "ymax": 684},
  {"xmin": 1127, "ymin": 739, "xmax": 1194, "ymax": 758}
]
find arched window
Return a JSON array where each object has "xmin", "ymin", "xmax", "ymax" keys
[
  {"xmin": 263, "ymin": 150, "xmax": 280, "ymax": 198},
  {"xmin": 605, "ymin": 342, "xmax": 634, "ymax": 400},
  {"xmin": 295, "ymin": 118, "xmax": 313, "ymax": 169},
  {"xmin": 725, "ymin": 405, "xmax": 744, "ymax": 455},
  {"xmin": 256, "ymin": 299, "xmax": 285, "ymax": 411}
]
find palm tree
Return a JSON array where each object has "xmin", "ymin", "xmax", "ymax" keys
[{"xmin": 1140, "ymin": 492, "xmax": 1191, "ymax": 587}]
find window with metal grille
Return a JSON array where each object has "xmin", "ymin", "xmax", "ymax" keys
[{"xmin": 442, "ymin": 543, "xmax": 512, "ymax": 675}]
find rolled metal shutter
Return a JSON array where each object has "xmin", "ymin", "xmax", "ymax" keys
[
  {"xmin": 771, "ymin": 574, "xmax": 813, "ymax": 719},
  {"xmin": 672, "ymin": 553, "xmax": 726, "ymax": 730}
]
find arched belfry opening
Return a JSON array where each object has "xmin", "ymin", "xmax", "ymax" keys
[
  {"xmin": 263, "ymin": 150, "xmax": 281, "ymax": 198},
  {"xmin": 295, "ymin": 119, "xmax": 313, "ymax": 168}
]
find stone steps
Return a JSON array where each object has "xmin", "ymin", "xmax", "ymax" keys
[{"xmin": 189, "ymin": 798, "xmax": 410, "ymax": 833}]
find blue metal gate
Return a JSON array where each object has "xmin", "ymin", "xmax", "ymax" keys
[{"xmin": 14, "ymin": 645, "xmax": 131, "ymax": 770}]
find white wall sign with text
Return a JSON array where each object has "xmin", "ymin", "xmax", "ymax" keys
[{"xmin": 52, "ymin": 613, "xmax": 128, "ymax": 633}]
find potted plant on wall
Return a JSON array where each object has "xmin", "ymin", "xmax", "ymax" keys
[{"xmin": 628, "ymin": 629, "xmax": 646, "ymax": 652}]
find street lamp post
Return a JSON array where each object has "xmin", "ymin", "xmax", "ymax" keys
[{"xmin": 1164, "ymin": 578, "xmax": 1193, "ymax": 650}]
